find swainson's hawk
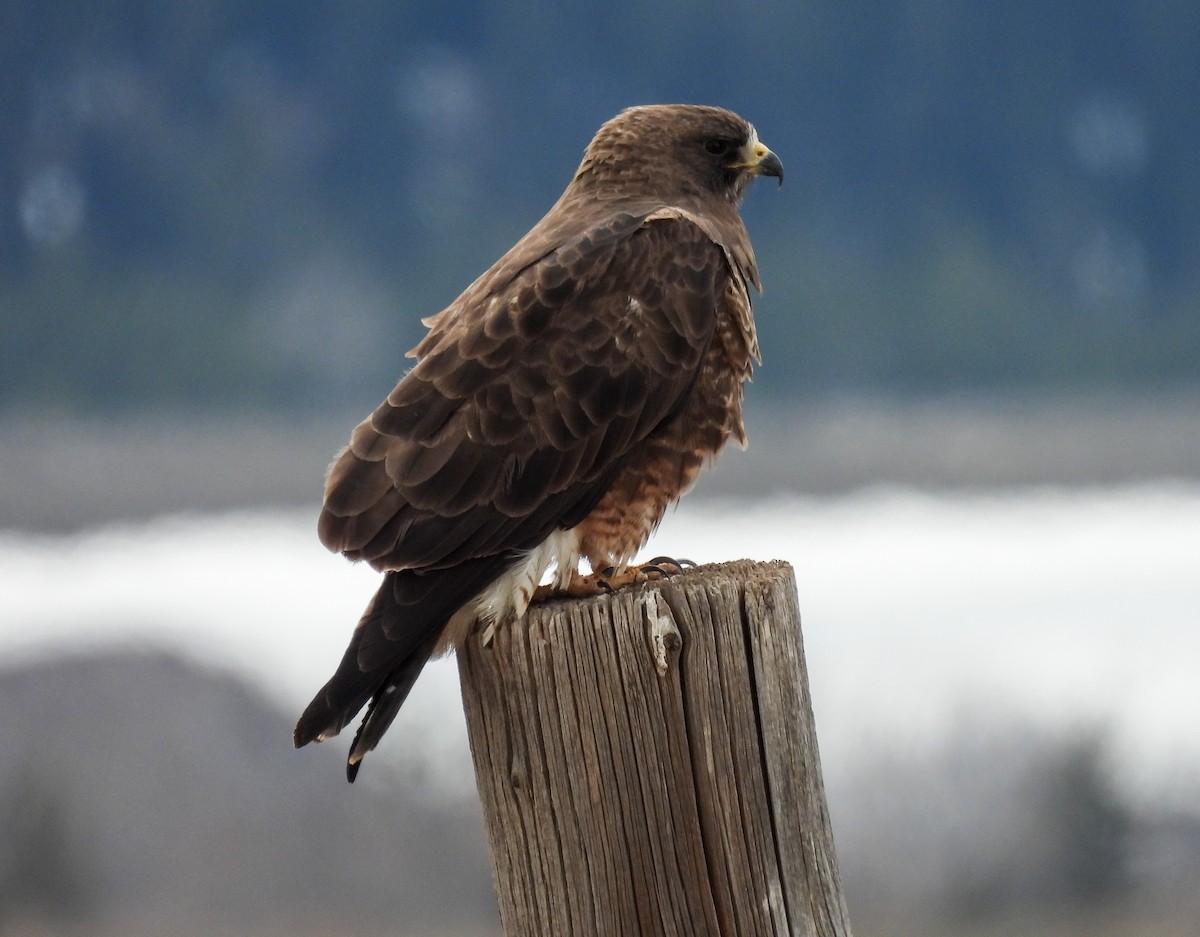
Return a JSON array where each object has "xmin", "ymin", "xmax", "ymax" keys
[{"xmin": 295, "ymin": 104, "xmax": 782, "ymax": 780}]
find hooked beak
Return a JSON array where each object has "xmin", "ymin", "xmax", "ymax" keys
[
  {"xmin": 754, "ymin": 146, "xmax": 784, "ymax": 185},
  {"xmin": 734, "ymin": 135, "xmax": 784, "ymax": 186}
]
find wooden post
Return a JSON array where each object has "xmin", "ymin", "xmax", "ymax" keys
[{"xmin": 457, "ymin": 559, "xmax": 853, "ymax": 937}]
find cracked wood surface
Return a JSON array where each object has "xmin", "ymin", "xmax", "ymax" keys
[{"xmin": 458, "ymin": 559, "xmax": 853, "ymax": 937}]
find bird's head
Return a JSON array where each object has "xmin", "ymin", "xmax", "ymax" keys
[{"xmin": 574, "ymin": 104, "xmax": 783, "ymax": 205}]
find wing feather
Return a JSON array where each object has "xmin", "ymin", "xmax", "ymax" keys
[{"xmin": 318, "ymin": 213, "xmax": 729, "ymax": 575}]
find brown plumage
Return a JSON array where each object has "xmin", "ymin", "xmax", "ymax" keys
[{"xmin": 295, "ymin": 104, "xmax": 782, "ymax": 780}]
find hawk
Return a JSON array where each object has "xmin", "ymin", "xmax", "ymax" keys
[{"xmin": 295, "ymin": 104, "xmax": 782, "ymax": 780}]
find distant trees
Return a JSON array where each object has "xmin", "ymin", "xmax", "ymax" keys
[
  {"xmin": 3, "ymin": 1, "xmax": 1199, "ymax": 413},
  {"xmin": 946, "ymin": 729, "xmax": 1132, "ymax": 917},
  {"xmin": 1040, "ymin": 733, "xmax": 1132, "ymax": 905},
  {"xmin": 0, "ymin": 651, "xmax": 499, "ymax": 935},
  {"xmin": 0, "ymin": 650, "xmax": 1194, "ymax": 934},
  {"xmin": 832, "ymin": 722, "xmax": 1142, "ymax": 929},
  {"xmin": 0, "ymin": 768, "xmax": 94, "ymax": 925}
]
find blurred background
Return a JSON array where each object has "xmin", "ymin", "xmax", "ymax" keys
[{"xmin": 1, "ymin": 2, "xmax": 1198, "ymax": 935}]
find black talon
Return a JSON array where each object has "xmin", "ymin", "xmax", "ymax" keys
[
  {"xmin": 597, "ymin": 579, "xmax": 616, "ymax": 595},
  {"xmin": 641, "ymin": 565, "xmax": 666, "ymax": 577},
  {"xmin": 644, "ymin": 556, "xmax": 695, "ymax": 575}
]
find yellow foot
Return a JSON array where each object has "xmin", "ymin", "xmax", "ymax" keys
[{"xmin": 532, "ymin": 557, "xmax": 696, "ymax": 603}]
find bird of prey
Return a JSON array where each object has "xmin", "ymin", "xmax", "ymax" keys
[{"xmin": 295, "ymin": 104, "xmax": 782, "ymax": 780}]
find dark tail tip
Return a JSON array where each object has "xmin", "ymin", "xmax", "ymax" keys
[{"xmin": 293, "ymin": 720, "xmax": 319, "ymax": 750}]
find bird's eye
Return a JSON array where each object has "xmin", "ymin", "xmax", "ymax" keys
[{"xmin": 704, "ymin": 139, "xmax": 730, "ymax": 156}]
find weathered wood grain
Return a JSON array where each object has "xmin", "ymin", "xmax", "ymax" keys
[{"xmin": 458, "ymin": 560, "xmax": 853, "ymax": 937}]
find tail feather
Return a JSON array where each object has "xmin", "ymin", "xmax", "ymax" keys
[
  {"xmin": 292, "ymin": 579, "xmax": 408, "ymax": 750},
  {"xmin": 293, "ymin": 556, "xmax": 514, "ymax": 781},
  {"xmin": 344, "ymin": 630, "xmax": 440, "ymax": 782}
]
